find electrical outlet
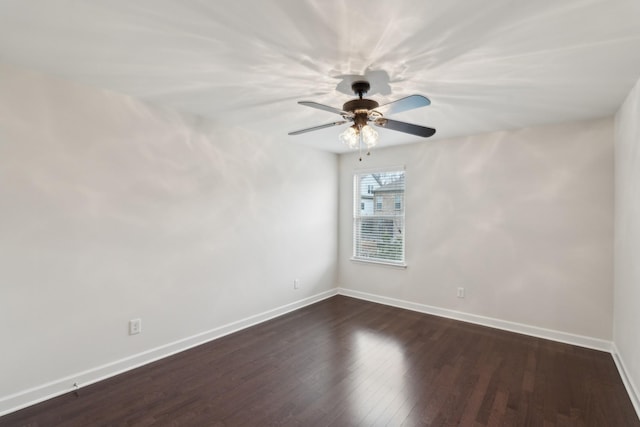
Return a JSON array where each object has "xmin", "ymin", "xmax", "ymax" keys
[
  {"xmin": 129, "ymin": 318, "xmax": 142, "ymax": 335},
  {"xmin": 457, "ymin": 287, "xmax": 465, "ymax": 298},
  {"xmin": 294, "ymin": 279, "xmax": 300, "ymax": 290}
]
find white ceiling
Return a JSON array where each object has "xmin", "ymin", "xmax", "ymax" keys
[{"xmin": 1, "ymin": 0, "xmax": 640, "ymax": 153}]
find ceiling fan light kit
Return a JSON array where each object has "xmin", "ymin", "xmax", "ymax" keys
[{"xmin": 289, "ymin": 80, "xmax": 435, "ymax": 160}]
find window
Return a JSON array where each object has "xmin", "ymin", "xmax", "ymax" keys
[
  {"xmin": 353, "ymin": 170, "xmax": 405, "ymax": 265},
  {"xmin": 375, "ymin": 196, "xmax": 383, "ymax": 211}
]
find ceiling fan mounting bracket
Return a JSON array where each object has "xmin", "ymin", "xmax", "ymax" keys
[{"xmin": 351, "ymin": 81, "xmax": 370, "ymax": 98}]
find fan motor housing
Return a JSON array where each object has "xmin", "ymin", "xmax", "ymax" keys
[{"xmin": 342, "ymin": 98, "xmax": 379, "ymax": 113}]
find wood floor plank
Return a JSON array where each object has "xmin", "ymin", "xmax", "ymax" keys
[{"xmin": 1, "ymin": 296, "xmax": 638, "ymax": 426}]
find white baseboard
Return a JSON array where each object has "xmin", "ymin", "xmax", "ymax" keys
[
  {"xmin": 337, "ymin": 288, "xmax": 612, "ymax": 352},
  {"xmin": 0, "ymin": 289, "xmax": 338, "ymax": 417},
  {"xmin": 611, "ymin": 343, "xmax": 640, "ymax": 420}
]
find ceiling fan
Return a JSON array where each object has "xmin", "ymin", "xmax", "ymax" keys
[{"xmin": 288, "ymin": 80, "xmax": 435, "ymax": 156}]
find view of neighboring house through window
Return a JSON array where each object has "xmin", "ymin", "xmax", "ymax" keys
[{"xmin": 353, "ymin": 170, "xmax": 405, "ymax": 265}]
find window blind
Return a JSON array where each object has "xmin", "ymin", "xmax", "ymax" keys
[{"xmin": 353, "ymin": 170, "xmax": 405, "ymax": 265}]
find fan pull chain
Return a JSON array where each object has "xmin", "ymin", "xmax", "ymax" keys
[{"xmin": 357, "ymin": 128, "xmax": 373, "ymax": 161}]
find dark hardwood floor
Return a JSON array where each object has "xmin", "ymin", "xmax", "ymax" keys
[{"xmin": 2, "ymin": 296, "xmax": 638, "ymax": 426}]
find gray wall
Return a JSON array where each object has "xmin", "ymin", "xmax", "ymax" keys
[
  {"xmin": 338, "ymin": 118, "xmax": 614, "ymax": 341},
  {"xmin": 614, "ymin": 75, "xmax": 640, "ymax": 411},
  {"xmin": 0, "ymin": 63, "xmax": 338, "ymax": 412}
]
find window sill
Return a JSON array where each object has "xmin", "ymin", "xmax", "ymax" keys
[{"xmin": 350, "ymin": 258, "xmax": 407, "ymax": 269}]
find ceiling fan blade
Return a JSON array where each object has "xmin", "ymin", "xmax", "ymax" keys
[
  {"xmin": 375, "ymin": 95, "xmax": 431, "ymax": 116},
  {"xmin": 298, "ymin": 101, "xmax": 347, "ymax": 115},
  {"xmin": 374, "ymin": 118, "xmax": 436, "ymax": 138},
  {"xmin": 288, "ymin": 120, "xmax": 348, "ymax": 135}
]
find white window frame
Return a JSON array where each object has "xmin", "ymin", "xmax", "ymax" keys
[{"xmin": 352, "ymin": 167, "xmax": 406, "ymax": 267}]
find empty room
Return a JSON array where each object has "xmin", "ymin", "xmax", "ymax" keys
[{"xmin": 1, "ymin": 1, "xmax": 639, "ymax": 426}]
